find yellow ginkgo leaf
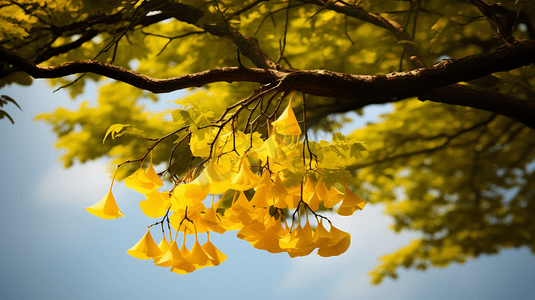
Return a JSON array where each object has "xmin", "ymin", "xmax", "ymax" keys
[
  {"xmin": 170, "ymin": 265, "xmax": 196, "ymax": 275},
  {"xmin": 251, "ymin": 232, "xmax": 284, "ymax": 253},
  {"xmin": 170, "ymin": 243, "xmax": 197, "ymax": 274},
  {"xmin": 146, "ymin": 157, "xmax": 164, "ymax": 188},
  {"xmin": 236, "ymin": 206, "xmax": 262, "ymax": 227},
  {"xmin": 153, "ymin": 235, "xmax": 171, "ymax": 264},
  {"xmin": 171, "ymin": 177, "xmax": 210, "ymax": 208},
  {"xmin": 287, "ymin": 221, "xmax": 316, "ymax": 258},
  {"xmin": 264, "ymin": 215, "xmax": 287, "ymax": 237},
  {"xmin": 139, "ymin": 189, "xmax": 171, "ymax": 218},
  {"xmin": 231, "ymin": 156, "xmax": 261, "ymax": 191},
  {"xmin": 189, "ymin": 239, "xmax": 213, "ymax": 267},
  {"xmin": 317, "ymin": 225, "xmax": 351, "ymax": 257},
  {"xmin": 232, "ymin": 192, "xmax": 256, "ymax": 212},
  {"xmin": 251, "ymin": 217, "xmax": 286, "ymax": 254},
  {"xmin": 202, "ymin": 235, "xmax": 227, "ymax": 266},
  {"xmin": 205, "ymin": 160, "xmax": 233, "ymax": 194},
  {"xmin": 180, "ymin": 243, "xmax": 190, "ymax": 258},
  {"xmin": 306, "ymin": 191, "xmax": 320, "ymax": 211},
  {"xmin": 279, "ymin": 226, "xmax": 300, "ymax": 250},
  {"xmin": 155, "ymin": 240, "xmax": 187, "ymax": 267},
  {"xmin": 303, "ymin": 175, "xmax": 316, "ymax": 199},
  {"xmin": 125, "ymin": 152, "xmax": 164, "ymax": 194},
  {"xmin": 237, "ymin": 223, "xmax": 263, "ymax": 242},
  {"xmin": 271, "ymin": 96, "xmax": 302, "ymax": 136},
  {"xmin": 254, "ymin": 129, "xmax": 294, "ymax": 173},
  {"xmin": 257, "ymin": 170, "xmax": 275, "ymax": 188},
  {"xmin": 157, "ymin": 235, "xmax": 171, "ymax": 253},
  {"xmin": 250, "ymin": 185, "xmax": 270, "ymax": 208},
  {"xmin": 127, "ymin": 228, "xmax": 163, "ymax": 260},
  {"xmin": 218, "ymin": 213, "xmax": 244, "ymax": 231},
  {"xmin": 86, "ymin": 190, "xmax": 125, "ymax": 219},
  {"xmin": 312, "ymin": 220, "xmax": 332, "ymax": 247},
  {"xmin": 184, "ymin": 174, "xmax": 211, "ymax": 202},
  {"xmin": 315, "ymin": 177, "xmax": 343, "ymax": 208},
  {"xmin": 269, "ymin": 174, "xmax": 288, "ymax": 208},
  {"xmin": 285, "ymin": 185, "xmax": 301, "ymax": 210},
  {"xmin": 125, "ymin": 168, "xmax": 157, "ymax": 195},
  {"xmin": 250, "ymin": 171, "xmax": 275, "ymax": 208},
  {"xmin": 336, "ymin": 183, "xmax": 367, "ymax": 216},
  {"xmin": 254, "ymin": 135, "xmax": 278, "ymax": 161},
  {"xmin": 270, "ymin": 174, "xmax": 288, "ymax": 198},
  {"xmin": 198, "ymin": 204, "xmax": 226, "ymax": 234},
  {"xmin": 286, "ymin": 194, "xmax": 301, "ymax": 210}
]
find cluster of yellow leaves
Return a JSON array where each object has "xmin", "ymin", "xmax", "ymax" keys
[
  {"xmin": 86, "ymin": 101, "xmax": 366, "ymax": 274},
  {"xmin": 126, "ymin": 227, "xmax": 227, "ymax": 274}
]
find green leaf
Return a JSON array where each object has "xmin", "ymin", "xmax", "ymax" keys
[
  {"xmin": 102, "ymin": 124, "xmax": 144, "ymax": 144},
  {"xmin": 189, "ymin": 127, "xmax": 216, "ymax": 158},
  {"xmin": 350, "ymin": 142, "xmax": 368, "ymax": 159},
  {"xmin": 171, "ymin": 109, "xmax": 192, "ymax": 126},
  {"xmin": 172, "ymin": 98, "xmax": 214, "ymax": 127},
  {"xmin": 0, "ymin": 95, "xmax": 22, "ymax": 124},
  {"xmin": 0, "ymin": 95, "xmax": 22, "ymax": 110},
  {"xmin": 0, "ymin": 110, "xmax": 15, "ymax": 124},
  {"xmin": 318, "ymin": 148, "xmax": 348, "ymax": 169}
]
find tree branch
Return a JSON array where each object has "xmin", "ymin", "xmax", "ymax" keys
[
  {"xmin": 160, "ymin": 2, "xmax": 278, "ymax": 69},
  {"xmin": 417, "ymin": 85, "xmax": 535, "ymax": 129},
  {"xmin": 2, "ymin": 39, "xmax": 535, "ymax": 128},
  {"xmin": 348, "ymin": 113, "xmax": 498, "ymax": 170},
  {"xmin": 0, "ymin": 8, "xmax": 174, "ymax": 78},
  {"xmin": 299, "ymin": 0, "xmax": 426, "ymax": 67}
]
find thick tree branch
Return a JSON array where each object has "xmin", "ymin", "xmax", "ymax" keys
[
  {"xmin": 417, "ymin": 85, "xmax": 535, "ymax": 129},
  {"xmin": 2, "ymin": 39, "xmax": 535, "ymax": 128}
]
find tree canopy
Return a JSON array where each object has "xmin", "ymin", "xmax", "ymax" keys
[{"xmin": 1, "ymin": 0, "xmax": 534, "ymax": 283}]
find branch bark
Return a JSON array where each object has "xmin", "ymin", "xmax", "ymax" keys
[{"xmin": 2, "ymin": 39, "xmax": 535, "ymax": 128}]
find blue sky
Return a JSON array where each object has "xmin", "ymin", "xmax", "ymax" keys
[{"xmin": 1, "ymin": 80, "xmax": 534, "ymax": 300}]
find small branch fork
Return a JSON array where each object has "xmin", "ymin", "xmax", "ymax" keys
[
  {"xmin": 150, "ymin": 207, "xmax": 172, "ymax": 234},
  {"xmin": 115, "ymin": 125, "xmax": 190, "ymax": 186},
  {"xmin": 111, "ymin": 77, "xmax": 297, "ymax": 192},
  {"xmin": 290, "ymin": 182, "xmax": 331, "ymax": 231}
]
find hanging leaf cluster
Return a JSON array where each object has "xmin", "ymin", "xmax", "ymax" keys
[{"xmin": 86, "ymin": 92, "xmax": 367, "ymax": 274}]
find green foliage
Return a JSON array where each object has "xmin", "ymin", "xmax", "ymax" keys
[
  {"xmin": 103, "ymin": 124, "xmax": 144, "ymax": 144},
  {"xmin": 353, "ymin": 100, "xmax": 535, "ymax": 284},
  {"xmin": 2, "ymin": 0, "xmax": 534, "ymax": 284},
  {"xmin": 0, "ymin": 95, "xmax": 22, "ymax": 124}
]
